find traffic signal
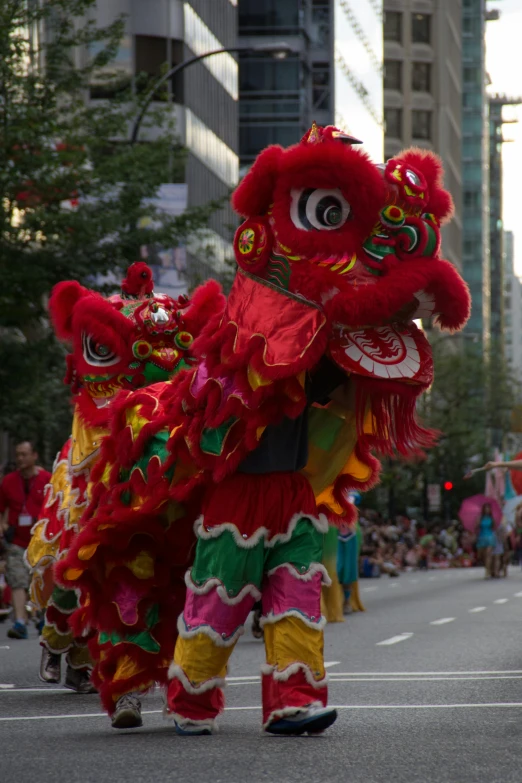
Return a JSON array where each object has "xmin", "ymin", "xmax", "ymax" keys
[{"xmin": 444, "ymin": 481, "xmax": 453, "ymax": 491}]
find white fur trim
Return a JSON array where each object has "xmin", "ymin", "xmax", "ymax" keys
[
  {"xmin": 193, "ymin": 512, "xmax": 329, "ymax": 550},
  {"xmin": 262, "ymin": 701, "xmax": 324, "ymax": 731},
  {"xmin": 177, "ymin": 612, "xmax": 245, "ymax": 647},
  {"xmin": 164, "ymin": 708, "xmax": 218, "ymax": 733},
  {"xmin": 261, "ymin": 662, "xmax": 328, "ymax": 689},
  {"xmin": 261, "ymin": 609, "xmax": 327, "ymax": 632},
  {"xmin": 167, "ymin": 662, "xmax": 226, "ymax": 695},
  {"xmin": 266, "ymin": 561, "xmax": 332, "ymax": 586},
  {"xmin": 185, "ymin": 570, "xmax": 262, "ymax": 604}
]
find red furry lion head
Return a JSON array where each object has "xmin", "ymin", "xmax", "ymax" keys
[
  {"xmin": 49, "ymin": 265, "xmax": 223, "ymax": 426},
  {"xmin": 231, "ymin": 125, "xmax": 470, "ymax": 398}
]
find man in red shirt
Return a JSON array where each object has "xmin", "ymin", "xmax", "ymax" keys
[{"xmin": 0, "ymin": 440, "xmax": 51, "ymax": 639}]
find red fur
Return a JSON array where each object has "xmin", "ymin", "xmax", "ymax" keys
[
  {"xmin": 232, "ymin": 145, "xmax": 284, "ymax": 216},
  {"xmin": 121, "ymin": 262, "xmax": 154, "ymax": 297},
  {"xmin": 49, "ymin": 281, "xmax": 89, "ymax": 340},
  {"xmin": 395, "ymin": 148, "xmax": 454, "ymax": 223}
]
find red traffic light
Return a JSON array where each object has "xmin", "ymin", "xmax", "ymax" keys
[{"xmin": 444, "ymin": 481, "xmax": 453, "ymax": 491}]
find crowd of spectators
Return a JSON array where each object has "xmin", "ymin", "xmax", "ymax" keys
[{"xmin": 358, "ymin": 510, "xmax": 490, "ymax": 577}]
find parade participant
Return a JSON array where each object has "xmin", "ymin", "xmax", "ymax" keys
[
  {"xmin": 27, "ymin": 263, "xmax": 222, "ymax": 693},
  {"xmin": 59, "ymin": 125, "xmax": 470, "ymax": 734},
  {"xmin": 475, "ymin": 503, "xmax": 497, "ymax": 578},
  {"xmin": 0, "ymin": 440, "xmax": 51, "ymax": 639}
]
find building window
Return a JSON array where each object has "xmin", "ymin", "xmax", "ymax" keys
[
  {"xmin": 412, "ymin": 110, "xmax": 432, "ymax": 140},
  {"xmin": 383, "ymin": 11, "xmax": 402, "ymax": 43},
  {"xmin": 238, "ymin": 0, "xmax": 300, "ymax": 35},
  {"xmin": 384, "ymin": 108, "xmax": 402, "ymax": 139},
  {"xmin": 412, "ymin": 14, "xmax": 431, "ymax": 44},
  {"xmin": 412, "ymin": 62, "xmax": 431, "ymax": 92},
  {"xmin": 240, "ymin": 54, "xmax": 300, "ymax": 93},
  {"xmin": 312, "ymin": 62, "xmax": 331, "ymax": 110},
  {"xmin": 384, "ymin": 60, "xmax": 402, "ymax": 91}
]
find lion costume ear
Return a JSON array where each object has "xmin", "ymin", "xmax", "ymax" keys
[
  {"xmin": 231, "ymin": 145, "xmax": 284, "ymax": 217},
  {"xmin": 49, "ymin": 280, "xmax": 89, "ymax": 340}
]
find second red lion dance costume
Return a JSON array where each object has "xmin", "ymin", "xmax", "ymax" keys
[{"xmin": 60, "ymin": 125, "xmax": 470, "ymax": 735}]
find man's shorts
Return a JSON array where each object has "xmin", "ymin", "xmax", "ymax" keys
[{"xmin": 5, "ymin": 544, "xmax": 30, "ymax": 590}]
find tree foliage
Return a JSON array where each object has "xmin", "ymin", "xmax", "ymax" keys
[
  {"xmin": 364, "ymin": 338, "xmax": 521, "ymax": 519},
  {"xmin": 0, "ymin": 0, "xmax": 219, "ymax": 463}
]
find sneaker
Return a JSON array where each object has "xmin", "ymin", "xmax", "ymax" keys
[
  {"xmin": 64, "ymin": 666, "xmax": 97, "ymax": 694},
  {"xmin": 7, "ymin": 621, "xmax": 28, "ymax": 639},
  {"xmin": 39, "ymin": 648, "xmax": 61, "ymax": 683},
  {"xmin": 174, "ymin": 720, "xmax": 213, "ymax": 736},
  {"xmin": 111, "ymin": 692, "xmax": 143, "ymax": 729},
  {"xmin": 265, "ymin": 705, "xmax": 338, "ymax": 736}
]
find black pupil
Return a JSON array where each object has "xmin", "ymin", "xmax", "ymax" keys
[{"xmin": 316, "ymin": 196, "xmax": 342, "ymax": 226}]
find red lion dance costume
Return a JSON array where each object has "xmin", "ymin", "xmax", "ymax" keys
[
  {"xmin": 59, "ymin": 126, "xmax": 470, "ymax": 734},
  {"xmin": 27, "ymin": 263, "xmax": 223, "ymax": 692}
]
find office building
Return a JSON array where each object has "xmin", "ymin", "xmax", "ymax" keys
[
  {"xmin": 91, "ymin": 0, "xmax": 239, "ymax": 285},
  {"xmin": 238, "ymin": 0, "xmax": 384, "ymax": 172},
  {"xmin": 383, "ymin": 0, "xmax": 462, "ymax": 269},
  {"xmin": 489, "ymin": 94, "xmax": 522, "ymax": 345},
  {"xmin": 503, "ymin": 232, "xmax": 522, "ymax": 380}
]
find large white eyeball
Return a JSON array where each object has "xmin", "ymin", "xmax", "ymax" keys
[
  {"xmin": 82, "ymin": 333, "xmax": 120, "ymax": 367},
  {"xmin": 290, "ymin": 188, "xmax": 351, "ymax": 231}
]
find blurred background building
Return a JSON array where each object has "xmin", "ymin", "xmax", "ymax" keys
[
  {"xmin": 91, "ymin": 0, "xmax": 239, "ymax": 285},
  {"xmin": 503, "ymin": 231, "xmax": 522, "ymax": 380},
  {"xmin": 238, "ymin": 0, "xmax": 384, "ymax": 173}
]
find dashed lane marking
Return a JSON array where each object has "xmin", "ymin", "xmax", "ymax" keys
[
  {"xmin": 361, "ymin": 586, "xmax": 378, "ymax": 592},
  {"xmin": 494, "ymin": 598, "xmax": 509, "ymax": 604},
  {"xmin": 0, "ymin": 684, "xmax": 14, "ymax": 689},
  {"xmin": 324, "ymin": 661, "xmax": 341, "ymax": 669},
  {"xmin": 430, "ymin": 617, "xmax": 455, "ymax": 625},
  {"xmin": 469, "ymin": 607, "xmax": 487, "ymax": 613},
  {"xmin": 514, "ymin": 592, "xmax": 522, "ymax": 598},
  {"xmin": 376, "ymin": 633, "xmax": 413, "ymax": 646}
]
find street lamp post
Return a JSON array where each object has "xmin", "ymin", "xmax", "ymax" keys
[{"xmin": 130, "ymin": 43, "xmax": 297, "ymax": 145}]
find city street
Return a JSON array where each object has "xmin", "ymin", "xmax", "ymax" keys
[{"xmin": 1, "ymin": 568, "xmax": 521, "ymax": 783}]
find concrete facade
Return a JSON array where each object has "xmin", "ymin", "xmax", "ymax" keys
[
  {"xmin": 503, "ymin": 232, "xmax": 522, "ymax": 381},
  {"xmin": 91, "ymin": 0, "xmax": 239, "ymax": 281}
]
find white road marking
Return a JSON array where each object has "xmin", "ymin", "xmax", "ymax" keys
[
  {"xmin": 494, "ymin": 598, "xmax": 509, "ymax": 604},
  {"xmin": 321, "ymin": 670, "xmax": 522, "ymax": 676},
  {"xmin": 514, "ymin": 591, "xmax": 522, "ymax": 598},
  {"xmin": 4, "ymin": 702, "xmax": 522, "ymax": 722},
  {"xmin": 361, "ymin": 586, "xmax": 378, "ymax": 592},
  {"xmin": 324, "ymin": 661, "xmax": 341, "ymax": 669},
  {"xmin": 430, "ymin": 617, "xmax": 455, "ymax": 625},
  {"xmin": 428, "ymin": 576, "xmax": 437, "ymax": 581},
  {"xmin": 376, "ymin": 633, "xmax": 413, "ymax": 646},
  {"xmin": 389, "ymin": 583, "xmax": 398, "ymax": 588},
  {"xmin": 327, "ymin": 675, "xmax": 522, "ymax": 683},
  {"xmin": 0, "ymin": 684, "xmax": 14, "ymax": 689},
  {"xmin": 469, "ymin": 607, "xmax": 486, "ymax": 613},
  {"xmin": 409, "ymin": 579, "xmax": 419, "ymax": 583},
  {"xmin": 0, "ymin": 646, "xmax": 10, "ymax": 650}
]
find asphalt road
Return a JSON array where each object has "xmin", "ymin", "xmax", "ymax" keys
[{"xmin": 1, "ymin": 567, "xmax": 521, "ymax": 783}]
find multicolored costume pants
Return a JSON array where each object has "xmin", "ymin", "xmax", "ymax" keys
[
  {"xmin": 167, "ymin": 472, "xmax": 330, "ymax": 730},
  {"xmin": 41, "ymin": 585, "xmax": 91, "ymax": 670}
]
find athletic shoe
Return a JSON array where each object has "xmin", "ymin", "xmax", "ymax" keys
[
  {"xmin": 39, "ymin": 648, "xmax": 61, "ymax": 683},
  {"xmin": 265, "ymin": 705, "xmax": 338, "ymax": 736},
  {"xmin": 7, "ymin": 621, "xmax": 28, "ymax": 639},
  {"xmin": 174, "ymin": 720, "xmax": 213, "ymax": 736},
  {"xmin": 64, "ymin": 666, "xmax": 97, "ymax": 694},
  {"xmin": 111, "ymin": 693, "xmax": 143, "ymax": 729}
]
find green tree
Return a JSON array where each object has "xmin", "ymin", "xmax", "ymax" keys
[
  {"xmin": 0, "ymin": 0, "xmax": 219, "ymax": 463},
  {"xmin": 364, "ymin": 339, "xmax": 521, "ymax": 520}
]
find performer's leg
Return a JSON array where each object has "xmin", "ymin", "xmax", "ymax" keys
[
  {"xmin": 261, "ymin": 516, "xmax": 336, "ymax": 734},
  {"xmin": 40, "ymin": 585, "xmax": 94, "ymax": 692},
  {"xmin": 167, "ymin": 526, "xmax": 264, "ymax": 733}
]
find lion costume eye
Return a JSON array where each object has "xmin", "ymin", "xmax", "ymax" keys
[
  {"xmin": 290, "ymin": 188, "xmax": 351, "ymax": 231},
  {"xmin": 82, "ymin": 333, "xmax": 120, "ymax": 367}
]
